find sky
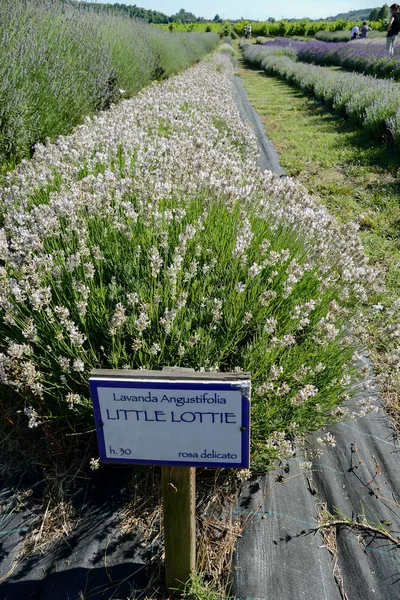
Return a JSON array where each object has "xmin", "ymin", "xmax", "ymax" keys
[{"xmin": 115, "ymin": 1, "xmax": 374, "ymax": 21}]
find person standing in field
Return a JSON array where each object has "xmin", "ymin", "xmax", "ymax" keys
[
  {"xmin": 387, "ymin": 4, "xmax": 400, "ymax": 56},
  {"xmin": 360, "ymin": 22, "xmax": 371, "ymax": 38},
  {"xmin": 247, "ymin": 24, "xmax": 252, "ymax": 38},
  {"xmin": 351, "ymin": 24, "xmax": 360, "ymax": 40}
]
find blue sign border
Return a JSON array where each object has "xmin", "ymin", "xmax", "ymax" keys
[{"xmin": 90, "ymin": 379, "xmax": 250, "ymax": 469}]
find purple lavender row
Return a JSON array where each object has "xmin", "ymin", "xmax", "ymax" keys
[
  {"xmin": 256, "ymin": 37, "xmax": 400, "ymax": 80},
  {"xmin": 297, "ymin": 40, "xmax": 400, "ymax": 79}
]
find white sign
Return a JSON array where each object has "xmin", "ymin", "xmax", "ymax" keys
[{"xmin": 90, "ymin": 372, "xmax": 250, "ymax": 468}]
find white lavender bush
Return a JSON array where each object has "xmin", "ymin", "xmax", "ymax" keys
[
  {"xmin": 0, "ymin": 55, "xmax": 379, "ymax": 468},
  {"xmin": 0, "ymin": 0, "xmax": 218, "ymax": 163}
]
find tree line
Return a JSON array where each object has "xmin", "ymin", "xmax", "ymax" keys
[
  {"xmin": 369, "ymin": 4, "xmax": 391, "ymax": 21},
  {"xmin": 71, "ymin": 2, "xmax": 207, "ymax": 24}
]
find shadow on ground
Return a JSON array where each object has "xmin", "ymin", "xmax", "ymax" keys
[{"xmin": 0, "ymin": 467, "xmax": 162, "ymax": 600}]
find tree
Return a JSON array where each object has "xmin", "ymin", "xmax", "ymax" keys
[
  {"xmin": 369, "ymin": 8, "xmax": 380, "ymax": 21},
  {"xmin": 172, "ymin": 8, "xmax": 196, "ymax": 23},
  {"xmin": 377, "ymin": 4, "xmax": 390, "ymax": 20},
  {"xmin": 213, "ymin": 14, "xmax": 222, "ymax": 22},
  {"xmin": 268, "ymin": 17, "xmax": 276, "ymax": 23}
]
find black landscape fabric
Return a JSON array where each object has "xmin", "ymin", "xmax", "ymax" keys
[
  {"xmin": 233, "ymin": 75, "xmax": 286, "ymax": 176},
  {"xmin": 0, "ymin": 468, "xmax": 154, "ymax": 600},
  {"xmin": 233, "ymin": 391, "xmax": 400, "ymax": 600}
]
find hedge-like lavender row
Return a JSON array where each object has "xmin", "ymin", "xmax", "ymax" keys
[
  {"xmin": 0, "ymin": 0, "xmax": 219, "ymax": 163},
  {"xmin": 314, "ymin": 30, "xmax": 354, "ymax": 42},
  {"xmin": 253, "ymin": 37, "xmax": 400, "ymax": 80},
  {"xmin": 0, "ymin": 55, "xmax": 380, "ymax": 467},
  {"xmin": 240, "ymin": 39, "xmax": 300, "ymax": 61},
  {"xmin": 298, "ymin": 40, "xmax": 400, "ymax": 80},
  {"xmin": 315, "ymin": 30, "xmax": 386, "ymax": 43},
  {"xmin": 243, "ymin": 45, "xmax": 400, "ymax": 144}
]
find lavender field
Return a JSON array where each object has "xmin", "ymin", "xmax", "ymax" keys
[
  {"xmin": 0, "ymin": 1, "xmax": 397, "ymax": 470},
  {"xmin": 0, "ymin": 47, "xmax": 383, "ymax": 469},
  {"xmin": 1, "ymin": 6, "xmax": 400, "ymax": 595}
]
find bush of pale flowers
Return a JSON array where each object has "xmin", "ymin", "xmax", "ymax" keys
[{"xmin": 0, "ymin": 55, "xmax": 379, "ymax": 468}]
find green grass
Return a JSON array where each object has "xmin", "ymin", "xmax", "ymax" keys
[
  {"xmin": 236, "ymin": 61, "xmax": 400, "ymax": 299},
  {"xmin": 180, "ymin": 571, "xmax": 230, "ymax": 599}
]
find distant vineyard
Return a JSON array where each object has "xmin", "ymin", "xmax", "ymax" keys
[
  {"xmin": 158, "ymin": 18, "xmax": 387, "ymax": 38},
  {"xmin": 157, "ymin": 22, "xmax": 229, "ymax": 35},
  {"xmin": 233, "ymin": 19, "xmax": 386, "ymax": 38}
]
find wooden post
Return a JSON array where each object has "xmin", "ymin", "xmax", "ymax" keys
[
  {"xmin": 162, "ymin": 466, "xmax": 196, "ymax": 596},
  {"xmin": 90, "ymin": 367, "xmax": 250, "ymax": 596}
]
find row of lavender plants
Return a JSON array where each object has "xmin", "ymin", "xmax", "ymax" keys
[
  {"xmin": 314, "ymin": 30, "xmax": 386, "ymax": 42},
  {"xmin": 243, "ymin": 44, "xmax": 400, "ymax": 145},
  {"xmin": 0, "ymin": 54, "xmax": 380, "ymax": 469},
  {"xmin": 297, "ymin": 39, "xmax": 400, "ymax": 80},
  {"xmin": 253, "ymin": 37, "xmax": 400, "ymax": 80},
  {"xmin": 0, "ymin": 0, "xmax": 219, "ymax": 164}
]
